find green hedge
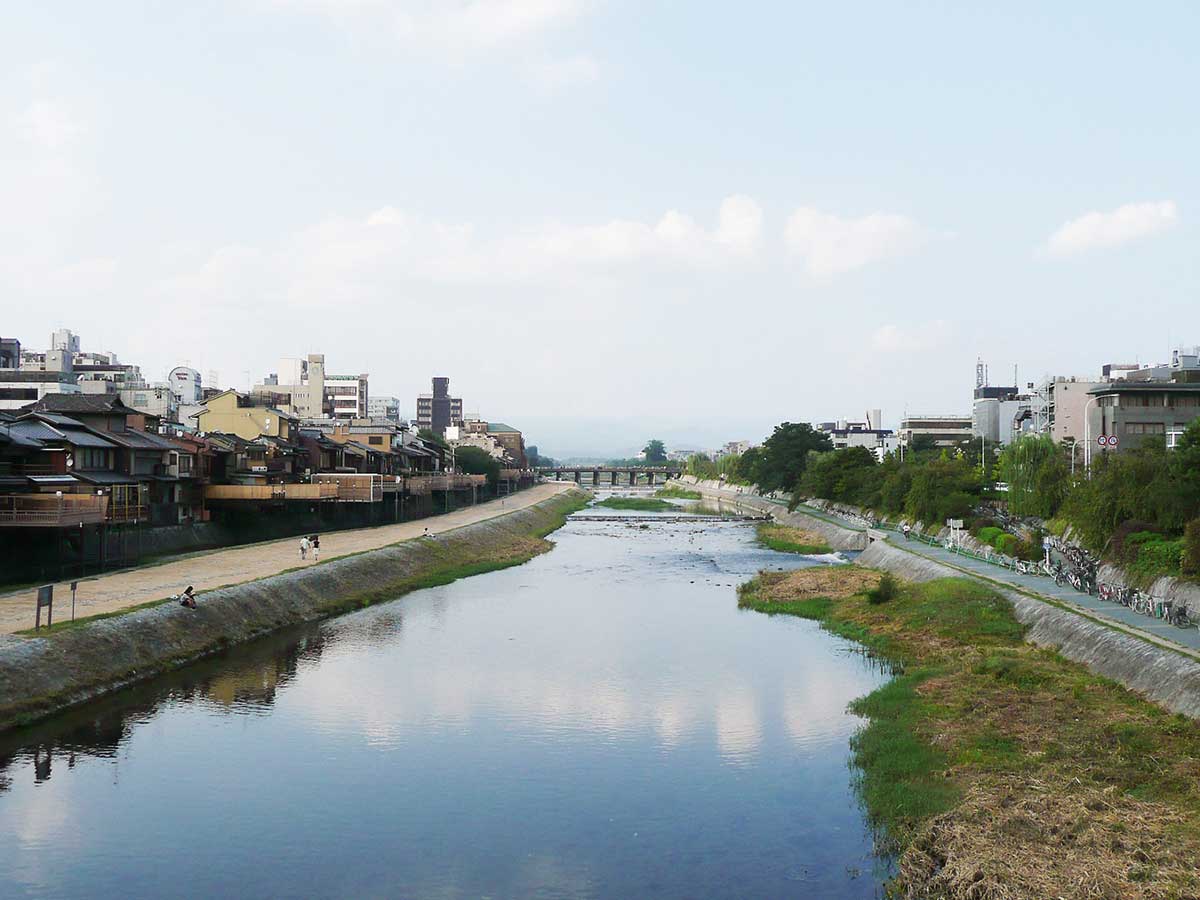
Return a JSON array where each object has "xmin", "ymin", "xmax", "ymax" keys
[{"xmin": 1184, "ymin": 520, "xmax": 1200, "ymax": 576}]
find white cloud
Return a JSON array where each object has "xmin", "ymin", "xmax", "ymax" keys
[
  {"xmin": 524, "ymin": 54, "xmax": 600, "ymax": 93},
  {"xmin": 263, "ymin": 0, "xmax": 591, "ymax": 55},
  {"xmin": 162, "ymin": 195, "xmax": 763, "ymax": 308},
  {"xmin": 870, "ymin": 320, "xmax": 951, "ymax": 353},
  {"xmin": 15, "ymin": 99, "xmax": 85, "ymax": 152},
  {"xmin": 1042, "ymin": 200, "xmax": 1178, "ymax": 258},
  {"xmin": 783, "ymin": 207, "xmax": 929, "ymax": 277}
]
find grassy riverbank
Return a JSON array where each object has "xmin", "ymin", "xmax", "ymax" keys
[
  {"xmin": 596, "ymin": 497, "xmax": 676, "ymax": 512},
  {"xmin": 654, "ymin": 486, "xmax": 702, "ymax": 500},
  {"xmin": 755, "ymin": 523, "xmax": 832, "ymax": 555},
  {"xmin": 738, "ymin": 566, "xmax": 1200, "ymax": 899}
]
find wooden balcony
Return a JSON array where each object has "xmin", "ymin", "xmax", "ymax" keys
[
  {"xmin": 405, "ymin": 474, "xmax": 486, "ymax": 495},
  {"xmin": 0, "ymin": 494, "xmax": 109, "ymax": 527},
  {"xmin": 205, "ymin": 483, "xmax": 339, "ymax": 502}
]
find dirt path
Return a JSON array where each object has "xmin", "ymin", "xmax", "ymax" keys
[{"xmin": 0, "ymin": 483, "xmax": 577, "ymax": 635}]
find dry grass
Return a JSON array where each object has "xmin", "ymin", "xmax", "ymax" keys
[
  {"xmin": 746, "ymin": 566, "xmax": 880, "ymax": 603},
  {"xmin": 757, "ymin": 523, "xmax": 834, "ymax": 555}
]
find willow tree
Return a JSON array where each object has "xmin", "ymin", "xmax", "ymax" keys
[{"xmin": 997, "ymin": 434, "xmax": 1069, "ymax": 518}]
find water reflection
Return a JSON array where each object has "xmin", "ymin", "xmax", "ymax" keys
[{"xmin": 0, "ymin": 510, "xmax": 889, "ymax": 899}]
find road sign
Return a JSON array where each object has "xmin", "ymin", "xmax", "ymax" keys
[
  {"xmin": 1097, "ymin": 435, "xmax": 1107, "ymax": 446},
  {"xmin": 35, "ymin": 585, "xmax": 53, "ymax": 629},
  {"xmin": 1107, "ymin": 435, "xmax": 1119, "ymax": 447},
  {"xmin": 946, "ymin": 518, "xmax": 963, "ymax": 529}
]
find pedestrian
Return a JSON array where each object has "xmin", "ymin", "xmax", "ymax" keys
[
  {"xmin": 178, "ymin": 586, "xmax": 197, "ymax": 609},
  {"xmin": 902, "ymin": 523, "xmax": 911, "ymax": 541},
  {"xmin": 299, "ymin": 535, "xmax": 310, "ymax": 560},
  {"xmin": 311, "ymin": 534, "xmax": 320, "ymax": 561},
  {"xmin": 423, "ymin": 526, "xmax": 430, "ymax": 538}
]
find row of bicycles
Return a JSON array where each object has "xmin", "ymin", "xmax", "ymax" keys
[{"xmin": 817, "ymin": 505, "xmax": 1198, "ymax": 632}]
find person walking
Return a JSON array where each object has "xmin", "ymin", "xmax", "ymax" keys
[
  {"xmin": 902, "ymin": 523, "xmax": 911, "ymax": 541},
  {"xmin": 311, "ymin": 534, "xmax": 320, "ymax": 562},
  {"xmin": 299, "ymin": 535, "xmax": 310, "ymax": 560}
]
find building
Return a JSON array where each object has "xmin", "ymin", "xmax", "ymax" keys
[
  {"xmin": 482, "ymin": 422, "xmax": 527, "ymax": 468},
  {"xmin": 898, "ymin": 415, "xmax": 972, "ymax": 448},
  {"xmin": 1032, "ymin": 376, "xmax": 1105, "ymax": 446},
  {"xmin": 169, "ymin": 367, "xmax": 203, "ymax": 405},
  {"xmin": 415, "ymin": 377, "xmax": 463, "ymax": 435},
  {"xmin": 50, "ymin": 329, "xmax": 81, "ymax": 354},
  {"xmin": 325, "ymin": 373, "xmax": 369, "ymax": 419},
  {"xmin": 817, "ymin": 410, "xmax": 896, "ymax": 458},
  {"xmin": 0, "ymin": 338, "xmax": 21, "ymax": 369},
  {"xmin": 720, "ymin": 440, "xmax": 756, "ymax": 457},
  {"xmin": 367, "ymin": 395, "xmax": 401, "ymax": 422},
  {"xmin": 195, "ymin": 390, "xmax": 298, "ymax": 442},
  {"xmin": 971, "ymin": 387, "xmax": 1034, "ymax": 447},
  {"xmin": 0, "ymin": 347, "xmax": 79, "ymax": 412},
  {"xmin": 1087, "ymin": 378, "xmax": 1200, "ymax": 457},
  {"xmin": 254, "ymin": 354, "xmax": 326, "ymax": 419},
  {"xmin": 254, "ymin": 355, "xmax": 368, "ymax": 420}
]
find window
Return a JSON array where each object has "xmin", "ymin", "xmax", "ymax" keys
[
  {"xmin": 77, "ymin": 448, "xmax": 111, "ymax": 470},
  {"xmin": 0, "ymin": 388, "xmax": 37, "ymax": 400},
  {"xmin": 1124, "ymin": 422, "xmax": 1165, "ymax": 435},
  {"xmin": 369, "ymin": 435, "xmax": 384, "ymax": 445}
]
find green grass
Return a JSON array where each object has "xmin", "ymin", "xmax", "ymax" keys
[
  {"xmin": 736, "ymin": 567, "xmax": 1200, "ymax": 893},
  {"xmin": 654, "ymin": 486, "xmax": 702, "ymax": 500},
  {"xmin": 595, "ymin": 496, "xmax": 676, "ymax": 512}
]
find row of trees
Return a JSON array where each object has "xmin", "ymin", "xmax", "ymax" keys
[
  {"xmin": 685, "ymin": 423, "xmax": 834, "ymax": 493},
  {"xmin": 708, "ymin": 417, "xmax": 1200, "ymax": 575}
]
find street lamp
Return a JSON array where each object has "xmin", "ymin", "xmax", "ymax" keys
[{"xmin": 1082, "ymin": 395, "xmax": 1102, "ymax": 470}]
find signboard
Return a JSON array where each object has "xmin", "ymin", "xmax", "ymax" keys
[
  {"xmin": 946, "ymin": 519, "xmax": 964, "ymax": 529},
  {"xmin": 35, "ymin": 585, "xmax": 53, "ymax": 629}
]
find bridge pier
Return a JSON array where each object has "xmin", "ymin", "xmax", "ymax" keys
[{"xmin": 574, "ymin": 471, "xmax": 581, "ymax": 484}]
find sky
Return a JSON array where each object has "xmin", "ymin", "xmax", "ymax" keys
[{"xmin": 2, "ymin": 2, "xmax": 1198, "ymax": 458}]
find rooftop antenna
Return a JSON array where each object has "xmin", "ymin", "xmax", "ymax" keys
[{"xmin": 976, "ymin": 357, "xmax": 985, "ymax": 390}]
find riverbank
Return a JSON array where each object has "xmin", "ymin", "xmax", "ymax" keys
[
  {"xmin": 0, "ymin": 482, "xmax": 575, "ymax": 635},
  {"xmin": 739, "ymin": 566, "xmax": 1200, "ymax": 899},
  {"xmin": 0, "ymin": 486, "xmax": 588, "ymax": 731}
]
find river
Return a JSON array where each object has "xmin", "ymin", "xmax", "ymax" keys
[{"xmin": 0, "ymin": 499, "xmax": 889, "ymax": 898}]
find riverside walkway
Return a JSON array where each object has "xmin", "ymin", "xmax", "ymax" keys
[
  {"xmin": 0, "ymin": 482, "xmax": 577, "ymax": 636},
  {"xmin": 790, "ymin": 502, "xmax": 1200, "ymax": 655}
]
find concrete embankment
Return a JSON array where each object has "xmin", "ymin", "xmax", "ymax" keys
[
  {"xmin": 676, "ymin": 478, "xmax": 868, "ymax": 551},
  {"xmin": 0, "ymin": 488, "xmax": 587, "ymax": 731}
]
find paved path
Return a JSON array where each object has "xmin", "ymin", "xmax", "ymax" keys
[
  {"xmin": 0, "ymin": 483, "xmax": 576, "ymax": 635},
  {"xmin": 790, "ymin": 503, "xmax": 1200, "ymax": 654}
]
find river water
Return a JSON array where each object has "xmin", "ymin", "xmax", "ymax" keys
[{"xmin": 0, "ymin": 500, "xmax": 889, "ymax": 899}]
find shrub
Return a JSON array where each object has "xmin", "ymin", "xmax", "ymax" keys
[
  {"xmin": 994, "ymin": 533, "xmax": 1021, "ymax": 558},
  {"xmin": 868, "ymin": 572, "xmax": 900, "ymax": 605},
  {"xmin": 977, "ymin": 526, "xmax": 1004, "ymax": 546},
  {"xmin": 1184, "ymin": 519, "xmax": 1200, "ymax": 576}
]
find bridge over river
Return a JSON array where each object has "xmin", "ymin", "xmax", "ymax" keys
[{"xmin": 536, "ymin": 465, "xmax": 683, "ymax": 486}]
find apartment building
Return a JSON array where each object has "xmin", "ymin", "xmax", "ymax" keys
[
  {"xmin": 1088, "ymin": 379, "xmax": 1200, "ymax": 454},
  {"xmin": 415, "ymin": 377, "xmax": 463, "ymax": 434},
  {"xmin": 898, "ymin": 415, "xmax": 973, "ymax": 448},
  {"xmin": 325, "ymin": 373, "xmax": 369, "ymax": 419}
]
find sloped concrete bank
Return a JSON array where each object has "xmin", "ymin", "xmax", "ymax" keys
[
  {"xmin": 675, "ymin": 478, "xmax": 868, "ymax": 551},
  {"xmin": 0, "ymin": 488, "xmax": 588, "ymax": 732},
  {"xmin": 859, "ymin": 540, "xmax": 1200, "ymax": 718}
]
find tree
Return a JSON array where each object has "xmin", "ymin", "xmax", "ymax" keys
[
  {"xmin": 454, "ymin": 445, "xmax": 501, "ymax": 487},
  {"xmin": 643, "ymin": 439, "xmax": 667, "ymax": 463},
  {"xmin": 754, "ymin": 422, "xmax": 833, "ymax": 495},
  {"xmin": 996, "ymin": 434, "xmax": 1069, "ymax": 518}
]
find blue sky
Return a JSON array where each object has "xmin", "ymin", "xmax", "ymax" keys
[{"xmin": 2, "ymin": 2, "xmax": 1197, "ymax": 456}]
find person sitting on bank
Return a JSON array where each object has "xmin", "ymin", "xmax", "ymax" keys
[{"xmin": 179, "ymin": 586, "xmax": 197, "ymax": 609}]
